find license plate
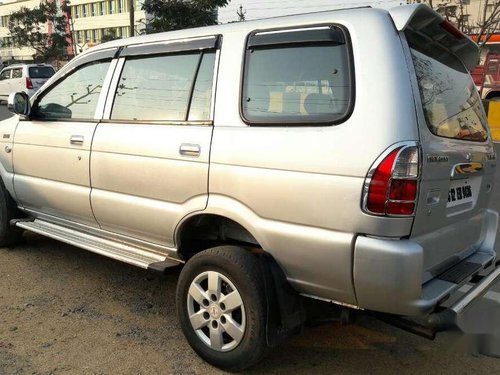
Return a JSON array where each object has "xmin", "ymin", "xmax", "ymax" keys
[{"xmin": 447, "ymin": 179, "xmax": 474, "ymax": 208}]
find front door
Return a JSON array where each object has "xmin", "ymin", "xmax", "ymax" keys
[
  {"xmin": 13, "ymin": 56, "xmax": 114, "ymax": 226},
  {"xmin": 0, "ymin": 69, "xmax": 12, "ymax": 98}
]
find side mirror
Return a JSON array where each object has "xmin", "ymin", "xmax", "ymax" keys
[{"xmin": 7, "ymin": 92, "xmax": 31, "ymax": 116}]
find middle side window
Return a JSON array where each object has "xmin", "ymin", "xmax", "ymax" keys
[{"xmin": 111, "ymin": 51, "xmax": 216, "ymax": 122}]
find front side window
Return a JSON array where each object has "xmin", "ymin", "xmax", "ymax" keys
[
  {"xmin": 410, "ymin": 42, "xmax": 488, "ymax": 142},
  {"xmin": 111, "ymin": 51, "xmax": 215, "ymax": 121},
  {"xmin": 33, "ymin": 60, "xmax": 110, "ymax": 120},
  {"xmin": 0, "ymin": 70, "xmax": 10, "ymax": 80},
  {"xmin": 242, "ymin": 27, "xmax": 352, "ymax": 125}
]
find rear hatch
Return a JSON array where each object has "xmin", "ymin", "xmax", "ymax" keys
[
  {"xmin": 28, "ymin": 66, "xmax": 55, "ymax": 90},
  {"xmin": 401, "ymin": 9, "xmax": 497, "ymax": 279}
]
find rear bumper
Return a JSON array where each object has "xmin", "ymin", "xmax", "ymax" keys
[{"xmin": 353, "ymin": 209, "xmax": 498, "ymax": 316}]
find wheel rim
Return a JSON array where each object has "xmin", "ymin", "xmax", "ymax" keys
[{"xmin": 187, "ymin": 271, "xmax": 246, "ymax": 352}]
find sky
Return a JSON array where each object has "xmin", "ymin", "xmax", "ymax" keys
[{"xmin": 218, "ymin": 0, "xmax": 406, "ymax": 23}]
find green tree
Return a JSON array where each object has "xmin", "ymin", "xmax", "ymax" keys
[
  {"xmin": 142, "ymin": 0, "xmax": 231, "ymax": 33},
  {"xmin": 101, "ymin": 29, "xmax": 120, "ymax": 43},
  {"xmin": 8, "ymin": 1, "xmax": 71, "ymax": 62}
]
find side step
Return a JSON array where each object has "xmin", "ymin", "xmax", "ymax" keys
[{"xmin": 14, "ymin": 219, "xmax": 181, "ymax": 271}]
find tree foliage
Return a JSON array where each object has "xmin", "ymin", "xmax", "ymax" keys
[
  {"xmin": 101, "ymin": 29, "xmax": 121, "ymax": 43},
  {"xmin": 142, "ymin": 0, "xmax": 231, "ymax": 33},
  {"xmin": 7, "ymin": 1, "xmax": 71, "ymax": 62}
]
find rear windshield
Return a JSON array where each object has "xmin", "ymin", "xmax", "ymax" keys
[
  {"xmin": 29, "ymin": 66, "xmax": 55, "ymax": 79},
  {"xmin": 410, "ymin": 45, "xmax": 488, "ymax": 142}
]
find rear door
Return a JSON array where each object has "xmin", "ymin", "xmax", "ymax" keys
[
  {"xmin": 10, "ymin": 68, "xmax": 23, "ymax": 93},
  {"xmin": 90, "ymin": 37, "xmax": 219, "ymax": 247},
  {"xmin": 405, "ymin": 31, "xmax": 496, "ymax": 277}
]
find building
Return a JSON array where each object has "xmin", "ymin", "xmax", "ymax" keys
[
  {"xmin": 0, "ymin": 0, "xmax": 147, "ymax": 62},
  {"xmin": 69, "ymin": 0, "xmax": 147, "ymax": 54},
  {"xmin": 0, "ymin": 0, "xmax": 48, "ymax": 62}
]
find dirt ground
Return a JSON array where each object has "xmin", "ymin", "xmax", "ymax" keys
[{"xmin": 1, "ymin": 231, "xmax": 500, "ymax": 375}]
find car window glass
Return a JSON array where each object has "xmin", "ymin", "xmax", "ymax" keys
[
  {"xmin": 34, "ymin": 60, "xmax": 110, "ymax": 120},
  {"xmin": 12, "ymin": 69, "xmax": 22, "ymax": 79},
  {"xmin": 0, "ymin": 70, "xmax": 10, "ymax": 80},
  {"xmin": 242, "ymin": 30, "xmax": 352, "ymax": 125},
  {"xmin": 29, "ymin": 66, "xmax": 55, "ymax": 79},
  {"xmin": 410, "ymin": 46, "xmax": 487, "ymax": 142},
  {"xmin": 188, "ymin": 51, "xmax": 216, "ymax": 121},
  {"xmin": 111, "ymin": 52, "xmax": 200, "ymax": 121}
]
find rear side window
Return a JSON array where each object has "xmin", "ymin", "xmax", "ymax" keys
[
  {"xmin": 242, "ymin": 26, "xmax": 353, "ymax": 125},
  {"xmin": 409, "ymin": 38, "xmax": 488, "ymax": 142},
  {"xmin": 111, "ymin": 51, "xmax": 216, "ymax": 122},
  {"xmin": 29, "ymin": 66, "xmax": 55, "ymax": 79},
  {"xmin": 12, "ymin": 69, "xmax": 22, "ymax": 78}
]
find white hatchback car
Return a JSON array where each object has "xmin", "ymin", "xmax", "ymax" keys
[{"xmin": 0, "ymin": 64, "xmax": 55, "ymax": 100}]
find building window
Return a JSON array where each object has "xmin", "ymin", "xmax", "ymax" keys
[
  {"xmin": 91, "ymin": 3, "xmax": 97, "ymax": 16},
  {"xmin": 100, "ymin": 2, "xmax": 105, "ymax": 15},
  {"xmin": 119, "ymin": 0, "xmax": 125, "ymax": 13},
  {"xmin": 109, "ymin": 0, "xmax": 115, "ymax": 14},
  {"xmin": 121, "ymin": 26, "xmax": 128, "ymax": 38},
  {"xmin": 74, "ymin": 6, "xmax": 80, "ymax": 18}
]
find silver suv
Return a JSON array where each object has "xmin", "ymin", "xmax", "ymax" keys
[
  {"xmin": 1, "ymin": 4, "xmax": 499, "ymax": 371},
  {"xmin": 0, "ymin": 63, "xmax": 55, "ymax": 100}
]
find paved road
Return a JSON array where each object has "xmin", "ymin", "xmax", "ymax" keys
[{"xmin": 0, "ymin": 108, "xmax": 499, "ymax": 374}]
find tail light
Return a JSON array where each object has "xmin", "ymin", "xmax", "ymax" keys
[
  {"xmin": 363, "ymin": 142, "xmax": 420, "ymax": 216},
  {"xmin": 26, "ymin": 77, "xmax": 33, "ymax": 89}
]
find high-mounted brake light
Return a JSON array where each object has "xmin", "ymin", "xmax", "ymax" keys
[
  {"xmin": 440, "ymin": 20, "xmax": 464, "ymax": 40},
  {"xmin": 363, "ymin": 143, "xmax": 420, "ymax": 217},
  {"xmin": 26, "ymin": 77, "xmax": 33, "ymax": 90}
]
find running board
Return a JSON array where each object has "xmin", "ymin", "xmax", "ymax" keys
[{"xmin": 14, "ymin": 219, "xmax": 181, "ymax": 271}]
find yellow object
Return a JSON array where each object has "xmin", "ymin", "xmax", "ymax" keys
[{"xmin": 488, "ymin": 101, "xmax": 500, "ymax": 142}]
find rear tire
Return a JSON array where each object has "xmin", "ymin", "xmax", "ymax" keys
[
  {"xmin": 176, "ymin": 246, "xmax": 268, "ymax": 371},
  {"xmin": 0, "ymin": 183, "xmax": 23, "ymax": 246}
]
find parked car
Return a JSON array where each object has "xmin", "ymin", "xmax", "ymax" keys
[
  {"xmin": 1, "ymin": 4, "xmax": 499, "ymax": 371},
  {"xmin": 0, "ymin": 63, "xmax": 55, "ymax": 101}
]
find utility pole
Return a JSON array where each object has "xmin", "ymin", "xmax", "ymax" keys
[
  {"xmin": 129, "ymin": 0, "xmax": 135, "ymax": 37},
  {"xmin": 236, "ymin": 4, "xmax": 246, "ymax": 22}
]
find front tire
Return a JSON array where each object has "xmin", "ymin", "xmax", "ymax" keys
[
  {"xmin": 0, "ymin": 183, "xmax": 23, "ymax": 246},
  {"xmin": 176, "ymin": 246, "xmax": 268, "ymax": 371}
]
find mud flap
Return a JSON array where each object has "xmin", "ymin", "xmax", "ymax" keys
[{"xmin": 259, "ymin": 254, "xmax": 306, "ymax": 347}]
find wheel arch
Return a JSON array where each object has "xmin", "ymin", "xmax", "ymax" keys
[
  {"xmin": 485, "ymin": 90, "xmax": 500, "ymax": 100},
  {"xmin": 175, "ymin": 212, "xmax": 262, "ymax": 261}
]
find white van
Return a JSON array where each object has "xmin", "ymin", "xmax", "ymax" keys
[{"xmin": 0, "ymin": 64, "xmax": 55, "ymax": 100}]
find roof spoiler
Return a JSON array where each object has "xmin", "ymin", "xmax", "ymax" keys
[{"xmin": 389, "ymin": 4, "xmax": 479, "ymax": 71}]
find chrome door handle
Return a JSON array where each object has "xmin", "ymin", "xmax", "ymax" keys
[
  {"xmin": 70, "ymin": 135, "xmax": 84, "ymax": 145},
  {"xmin": 179, "ymin": 144, "xmax": 201, "ymax": 157}
]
